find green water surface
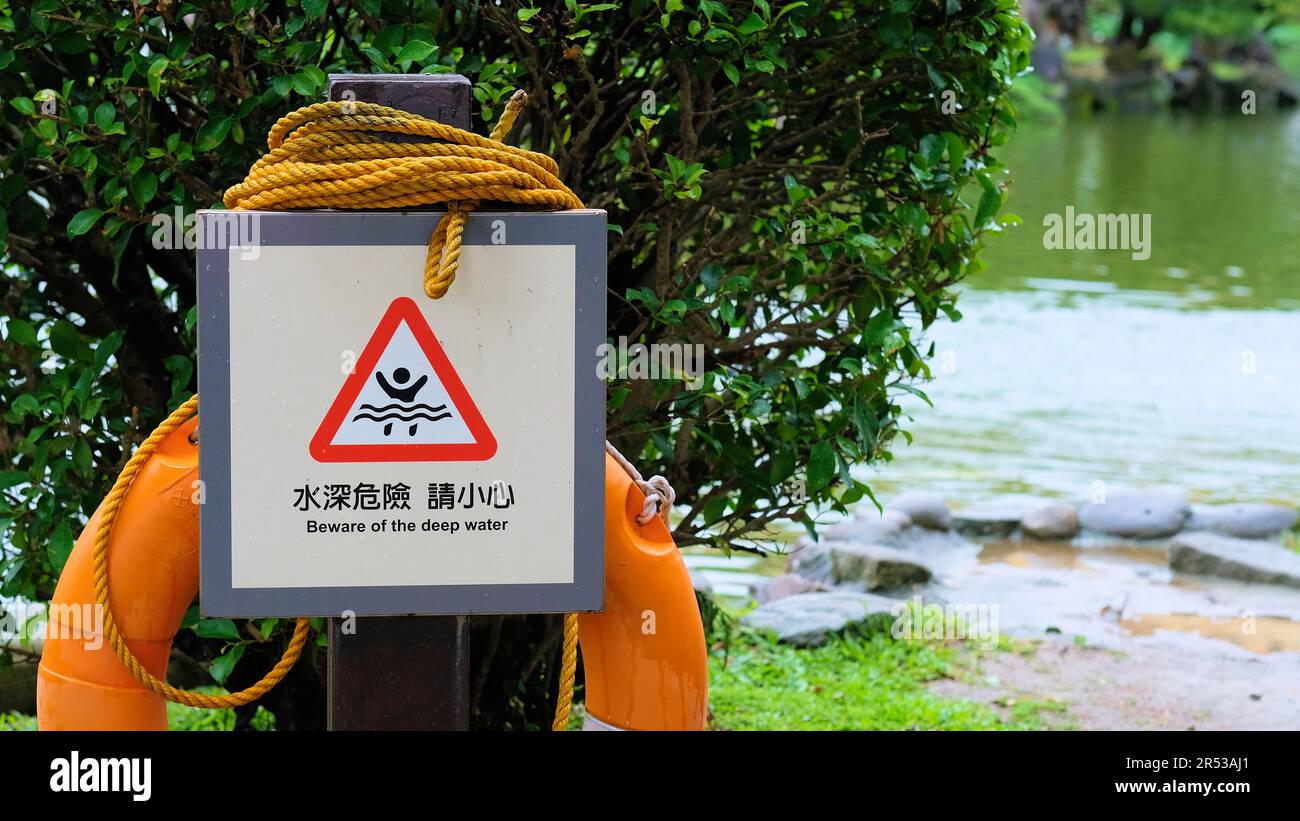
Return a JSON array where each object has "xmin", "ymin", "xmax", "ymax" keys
[{"xmin": 865, "ymin": 112, "xmax": 1300, "ymax": 506}]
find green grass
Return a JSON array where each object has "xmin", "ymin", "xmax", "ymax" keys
[
  {"xmin": 707, "ymin": 630, "xmax": 1048, "ymax": 731},
  {"xmin": 0, "ymin": 688, "xmax": 275, "ymax": 731},
  {"xmin": 997, "ymin": 695, "xmax": 1073, "ymax": 728},
  {"xmin": 0, "ymin": 711, "xmax": 36, "ymax": 731},
  {"xmin": 166, "ymin": 688, "xmax": 276, "ymax": 731}
]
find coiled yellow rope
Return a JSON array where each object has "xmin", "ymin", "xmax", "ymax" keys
[
  {"xmin": 223, "ymin": 92, "xmax": 583, "ymax": 299},
  {"xmin": 92, "ymin": 394, "xmax": 311, "ymax": 708}
]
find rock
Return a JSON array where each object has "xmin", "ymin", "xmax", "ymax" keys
[
  {"xmin": 741, "ymin": 591, "xmax": 903, "ymax": 646},
  {"xmin": 1169, "ymin": 532, "xmax": 1300, "ymax": 589},
  {"xmin": 829, "ymin": 543, "xmax": 932, "ymax": 591},
  {"xmin": 952, "ymin": 508, "xmax": 1022, "ymax": 539},
  {"xmin": 688, "ymin": 569, "xmax": 713, "ymax": 595},
  {"xmin": 825, "ymin": 508, "xmax": 912, "ymax": 542},
  {"xmin": 751, "ymin": 573, "xmax": 826, "ymax": 604},
  {"xmin": 1078, "ymin": 489, "xmax": 1189, "ymax": 539},
  {"xmin": 823, "ymin": 510, "xmax": 974, "ymax": 556},
  {"xmin": 787, "ymin": 538, "xmax": 835, "ymax": 585},
  {"xmin": 890, "ymin": 527, "xmax": 981, "ymax": 558},
  {"xmin": 787, "ymin": 539, "xmax": 932, "ymax": 590},
  {"xmin": 885, "ymin": 491, "xmax": 952, "ymax": 531},
  {"xmin": 1021, "ymin": 502, "xmax": 1080, "ymax": 540},
  {"xmin": 1186, "ymin": 503, "xmax": 1298, "ymax": 540}
]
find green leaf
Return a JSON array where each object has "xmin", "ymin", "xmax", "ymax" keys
[
  {"xmin": 49, "ymin": 320, "xmax": 84, "ymax": 359},
  {"xmin": 195, "ymin": 116, "xmax": 233, "ymax": 152},
  {"xmin": 9, "ymin": 97, "xmax": 35, "ymax": 116},
  {"xmin": 147, "ymin": 57, "xmax": 168, "ymax": 98},
  {"xmin": 67, "ymin": 208, "xmax": 105, "ymax": 239},
  {"xmin": 36, "ymin": 118, "xmax": 58, "ymax": 142},
  {"xmin": 737, "ymin": 12, "xmax": 766, "ymax": 35},
  {"xmin": 974, "ymin": 185, "xmax": 1001, "ymax": 228},
  {"xmin": 943, "ymin": 131, "xmax": 964, "ymax": 176},
  {"xmin": 807, "ymin": 441, "xmax": 835, "ymax": 492},
  {"xmin": 301, "ymin": 0, "xmax": 328, "ymax": 18},
  {"xmin": 301, "ymin": 65, "xmax": 326, "ymax": 87},
  {"xmin": 919, "ymin": 133, "xmax": 945, "ymax": 165},
  {"xmin": 395, "ymin": 40, "xmax": 436, "ymax": 65},
  {"xmin": 94, "ymin": 102, "xmax": 116, "ymax": 132},
  {"xmin": 130, "ymin": 170, "xmax": 158, "ymax": 208},
  {"xmin": 0, "ymin": 471, "xmax": 28, "ymax": 490},
  {"xmin": 196, "ymin": 619, "xmax": 242, "ymax": 640},
  {"xmin": 47, "ymin": 521, "xmax": 75, "ymax": 574},
  {"xmin": 92, "ymin": 330, "xmax": 124, "ymax": 372},
  {"xmin": 209, "ymin": 644, "xmax": 245, "ymax": 685},
  {"xmin": 6, "ymin": 319, "xmax": 38, "ymax": 347},
  {"xmin": 72, "ymin": 439, "xmax": 93, "ymax": 478},
  {"xmin": 11, "ymin": 395, "xmax": 40, "ymax": 417},
  {"xmin": 865, "ymin": 309, "xmax": 902, "ymax": 346},
  {"xmin": 722, "ymin": 63, "xmax": 740, "ymax": 85},
  {"xmin": 290, "ymin": 73, "xmax": 316, "ymax": 96},
  {"xmin": 768, "ymin": 447, "xmax": 796, "ymax": 485}
]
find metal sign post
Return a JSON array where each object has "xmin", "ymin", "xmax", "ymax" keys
[{"xmin": 195, "ymin": 74, "xmax": 606, "ymax": 729}]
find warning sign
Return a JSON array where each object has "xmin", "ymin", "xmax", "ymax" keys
[{"xmin": 310, "ymin": 297, "xmax": 496, "ymax": 462}]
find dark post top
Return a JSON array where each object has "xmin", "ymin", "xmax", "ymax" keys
[{"xmin": 328, "ymin": 73, "xmax": 472, "ymax": 129}]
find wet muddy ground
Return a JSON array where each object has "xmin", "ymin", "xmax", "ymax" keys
[{"xmin": 688, "ymin": 535, "xmax": 1300, "ymax": 730}]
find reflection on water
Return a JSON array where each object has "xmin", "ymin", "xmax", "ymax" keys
[
  {"xmin": 683, "ymin": 548, "xmax": 790, "ymax": 599},
  {"xmin": 1121, "ymin": 613, "xmax": 1300, "ymax": 655},
  {"xmin": 866, "ymin": 113, "xmax": 1300, "ymax": 506},
  {"xmin": 979, "ymin": 540, "xmax": 1167, "ymax": 571}
]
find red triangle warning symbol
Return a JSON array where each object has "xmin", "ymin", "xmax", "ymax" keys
[{"xmin": 310, "ymin": 297, "xmax": 497, "ymax": 462}]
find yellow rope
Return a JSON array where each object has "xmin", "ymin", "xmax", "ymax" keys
[
  {"xmin": 552, "ymin": 613, "xmax": 579, "ymax": 730},
  {"xmin": 92, "ymin": 394, "xmax": 311, "ymax": 708},
  {"xmin": 223, "ymin": 92, "xmax": 584, "ymax": 299}
]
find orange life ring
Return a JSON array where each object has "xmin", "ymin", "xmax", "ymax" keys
[
  {"xmin": 580, "ymin": 454, "xmax": 708, "ymax": 730},
  {"xmin": 37, "ymin": 424, "xmax": 707, "ymax": 731},
  {"xmin": 37, "ymin": 416, "xmax": 200, "ymax": 730}
]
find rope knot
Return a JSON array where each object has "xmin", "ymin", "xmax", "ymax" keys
[{"xmin": 636, "ymin": 475, "xmax": 676, "ymax": 527}]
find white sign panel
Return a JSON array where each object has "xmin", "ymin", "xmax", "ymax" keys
[{"xmin": 197, "ymin": 210, "xmax": 606, "ymax": 616}]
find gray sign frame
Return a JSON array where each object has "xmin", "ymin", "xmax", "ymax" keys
[{"xmin": 197, "ymin": 210, "xmax": 606, "ymax": 617}]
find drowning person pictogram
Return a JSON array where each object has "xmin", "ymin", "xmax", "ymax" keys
[
  {"xmin": 310, "ymin": 297, "xmax": 496, "ymax": 463},
  {"xmin": 351, "ymin": 367, "xmax": 451, "ymax": 436}
]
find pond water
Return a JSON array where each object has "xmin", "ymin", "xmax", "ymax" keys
[
  {"xmin": 864, "ymin": 112, "xmax": 1300, "ymax": 506},
  {"xmin": 690, "ymin": 112, "xmax": 1300, "ymax": 614}
]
